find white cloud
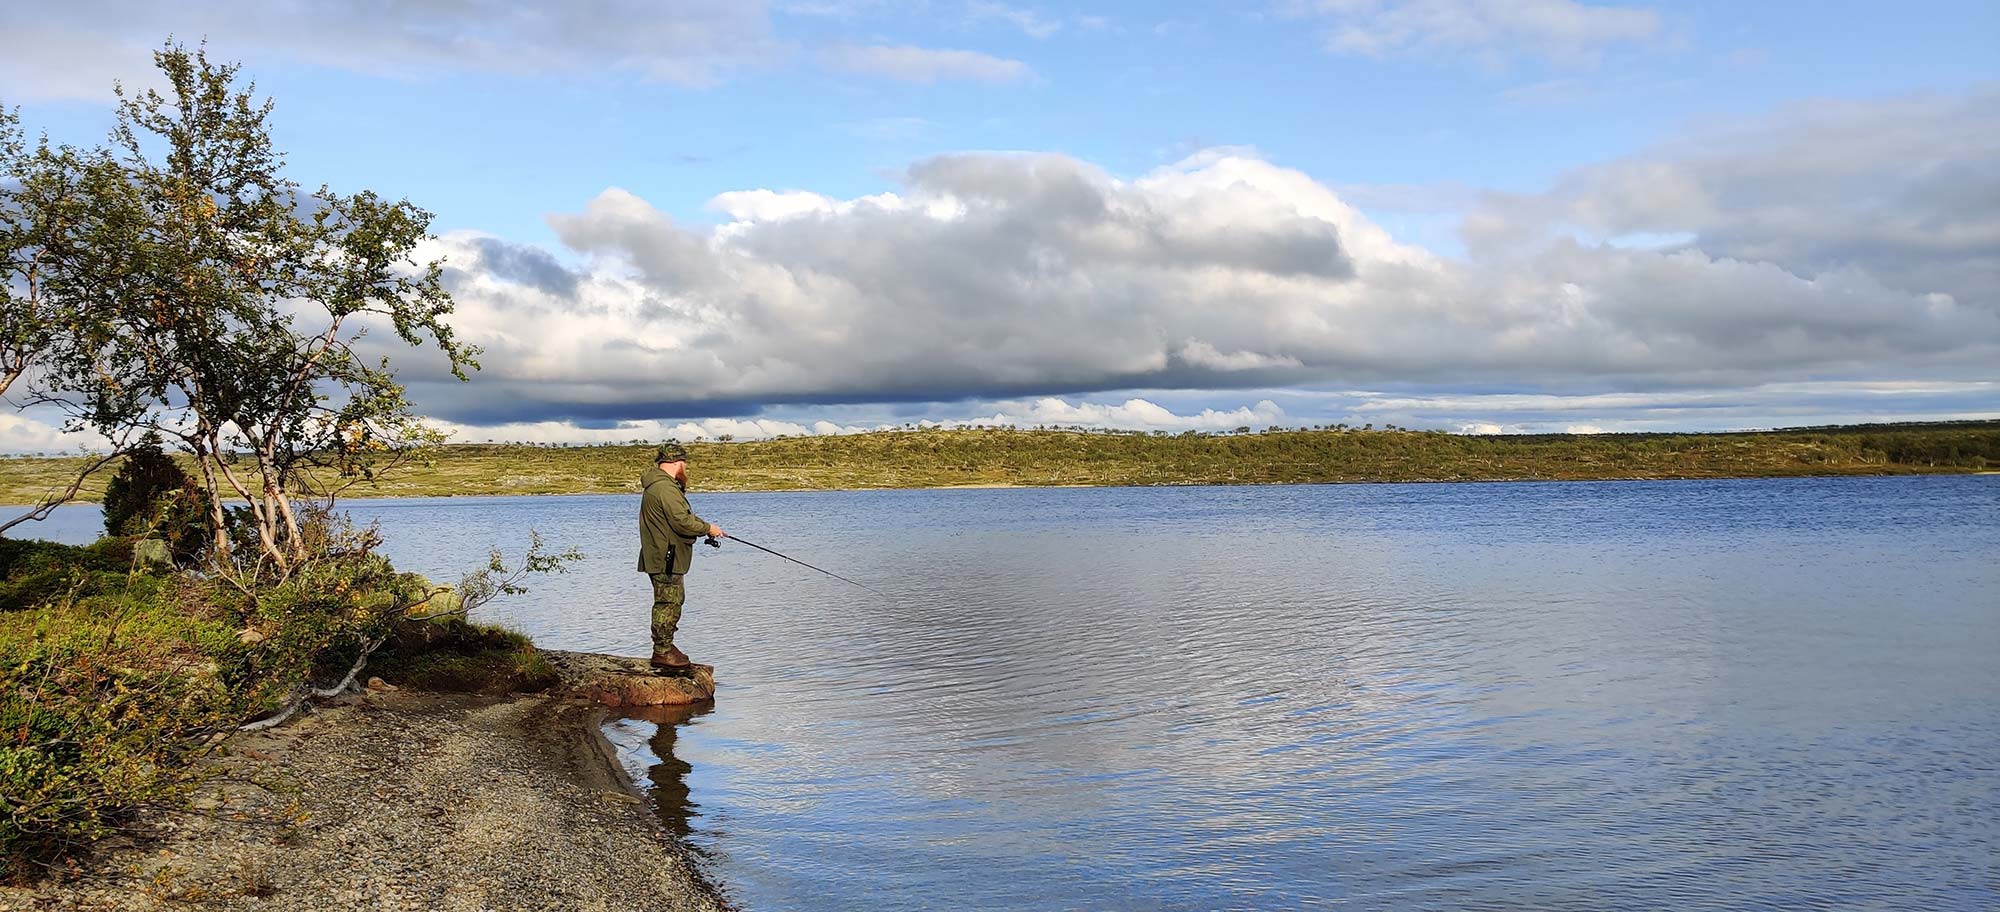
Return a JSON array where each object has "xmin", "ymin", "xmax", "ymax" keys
[
  {"xmin": 0, "ymin": 3, "xmax": 1068, "ymax": 99},
  {"xmin": 707, "ymin": 188, "xmax": 845, "ymax": 222},
  {"xmin": 821, "ymin": 44, "xmax": 1032, "ymax": 83},
  {"xmin": 1175, "ymin": 341, "xmax": 1305, "ymax": 372},
  {"xmin": 1288, "ymin": 0, "xmax": 1664, "ymax": 66},
  {"xmin": 7, "ymin": 80, "xmax": 1995, "ymax": 448},
  {"xmin": 0, "ymin": 1, "xmax": 781, "ymax": 101},
  {"xmin": 424, "ymin": 416, "xmax": 836, "ymax": 446},
  {"xmin": 1467, "ymin": 89, "xmax": 2000, "ymax": 313},
  {"xmin": 1319, "ymin": 380, "xmax": 2000, "ymax": 434},
  {"xmin": 410, "ymin": 396, "xmax": 1287, "ymax": 447},
  {"xmin": 0, "ymin": 413, "xmax": 109, "ymax": 454},
  {"xmin": 408, "ymin": 121, "xmax": 1997, "ymax": 431},
  {"xmin": 987, "ymin": 397, "xmax": 1287, "ymax": 431},
  {"xmin": 1351, "ymin": 382, "xmax": 2000, "ymax": 415}
]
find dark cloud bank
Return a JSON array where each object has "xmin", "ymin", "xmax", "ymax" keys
[{"xmin": 394, "ymin": 89, "xmax": 1998, "ymax": 430}]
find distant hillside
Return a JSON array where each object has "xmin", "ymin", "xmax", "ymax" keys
[{"xmin": 3, "ymin": 421, "xmax": 1995, "ymax": 504}]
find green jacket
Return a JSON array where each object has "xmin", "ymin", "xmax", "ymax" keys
[{"xmin": 637, "ymin": 465, "xmax": 709, "ymax": 575}]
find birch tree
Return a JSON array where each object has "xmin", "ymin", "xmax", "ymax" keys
[
  {"xmin": 0, "ymin": 109, "xmax": 138, "ymax": 536},
  {"xmin": 45, "ymin": 44, "xmax": 478, "ymax": 573}
]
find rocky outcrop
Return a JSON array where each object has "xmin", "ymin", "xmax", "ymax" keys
[{"xmin": 542, "ymin": 649, "xmax": 716, "ymax": 708}]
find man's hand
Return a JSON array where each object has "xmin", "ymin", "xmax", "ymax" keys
[{"xmin": 708, "ymin": 523, "xmax": 725, "ymax": 539}]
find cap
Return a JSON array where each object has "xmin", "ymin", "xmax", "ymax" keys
[{"xmin": 653, "ymin": 442, "xmax": 690, "ymax": 463}]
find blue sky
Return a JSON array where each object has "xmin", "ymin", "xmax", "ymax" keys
[{"xmin": 2, "ymin": 1, "xmax": 1997, "ymax": 447}]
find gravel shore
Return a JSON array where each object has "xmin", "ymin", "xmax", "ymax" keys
[{"xmin": 2, "ymin": 691, "xmax": 726, "ymax": 911}]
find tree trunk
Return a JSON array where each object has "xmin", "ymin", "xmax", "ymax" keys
[
  {"xmin": 273, "ymin": 484, "xmax": 303, "ymax": 560},
  {"xmin": 206, "ymin": 432, "xmax": 288, "ymax": 574},
  {"xmin": 255, "ymin": 443, "xmax": 305, "ymax": 562},
  {"xmin": 188, "ymin": 444, "xmax": 234, "ymax": 563}
]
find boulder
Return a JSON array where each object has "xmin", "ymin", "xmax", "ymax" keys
[
  {"xmin": 541, "ymin": 649, "xmax": 715, "ymax": 708},
  {"xmin": 132, "ymin": 538, "xmax": 173, "ymax": 571}
]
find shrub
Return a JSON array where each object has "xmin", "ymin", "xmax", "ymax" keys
[
  {"xmin": 100, "ymin": 437, "xmax": 189, "ymax": 538},
  {"xmin": 0, "ymin": 517, "xmax": 575, "ymax": 878},
  {"xmin": 371, "ymin": 617, "xmax": 557, "ymax": 695},
  {"xmin": 98, "ymin": 438, "xmax": 210, "ymax": 564},
  {"xmin": 0, "ymin": 548, "xmax": 239, "ymax": 879},
  {"xmin": 0, "ymin": 523, "xmax": 422, "ymax": 879}
]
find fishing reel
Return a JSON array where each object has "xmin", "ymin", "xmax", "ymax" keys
[{"xmin": 704, "ymin": 536, "xmax": 723, "ymax": 549}]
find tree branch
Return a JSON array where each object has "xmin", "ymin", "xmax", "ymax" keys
[
  {"xmin": 237, "ymin": 631, "xmax": 387, "ymax": 732},
  {"xmin": 0, "ymin": 439, "xmax": 127, "ymax": 537}
]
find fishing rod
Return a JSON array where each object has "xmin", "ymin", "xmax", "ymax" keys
[{"xmin": 706, "ymin": 534, "xmax": 888, "ymax": 596}]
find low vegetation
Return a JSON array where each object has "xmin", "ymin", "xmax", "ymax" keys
[
  {"xmin": 7, "ymin": 420, "xmax": 1994, "ymax": 503},
  {"xmin": 0, "ymin": 44, "xmax": 576, "ymax": 882},
  {"xmin": 0, "ymin": 524, "xmax": 568, "ymax": 879},
  {"xmin": 370, "ymin": 618, "xmax": 557, "ymax": 695},
  {"xmin": 0, "ymin": 443, "xmax": 575, "ymax": 878},
  {"xmin": 0, "ymin": 530, "xmax": 401, "ymax": 877}
]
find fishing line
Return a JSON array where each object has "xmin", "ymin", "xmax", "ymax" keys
[{"xmin": 706, "ymin": 534, "xmax": 889, "ymax": 596}]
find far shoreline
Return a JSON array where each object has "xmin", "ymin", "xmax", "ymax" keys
[
  {"xmin": 3, "ymin": 463, "xmax": 1996, "ymax": 512},
  {"xmin": 3, "ymin": 421, "xmax": 1995, "ymax": 507}
]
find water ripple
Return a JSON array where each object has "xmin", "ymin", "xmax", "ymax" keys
[{"xmin": 14, "ymin": 477, "xmax": 1978, "ymax": 910}]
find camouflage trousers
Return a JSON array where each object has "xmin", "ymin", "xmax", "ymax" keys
[{"xmin": 648, "ymin": 572, "xmax": 686, "ymax": 653}]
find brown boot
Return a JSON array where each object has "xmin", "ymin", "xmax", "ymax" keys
[{"xmin": 650, "ymin": 645, "xmax": 691, "ymax": 672}]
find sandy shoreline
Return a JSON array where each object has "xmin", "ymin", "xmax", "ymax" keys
[{"xmin": 1, "ymin": 691, "xmax": 726, "ymax": 912}]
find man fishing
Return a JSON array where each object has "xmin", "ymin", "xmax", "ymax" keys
[{"xmin": 638, "ymin": 443, "xmax": 723, "ymax": 671}]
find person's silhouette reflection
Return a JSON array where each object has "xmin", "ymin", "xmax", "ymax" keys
[{"xmin": 623, "ymin": 702, "xmax": 712, "ymax": 837}]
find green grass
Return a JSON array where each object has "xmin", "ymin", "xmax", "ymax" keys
[
  {"xmin": 1, "ymin": 421, "xmax": 1995, "ymax": 504},
  {"xmin": 8, "ymin": 421, "xmax": 1992, "ymax": 503},
  {"xmin": 0, "ymin": 538, "xmax": 269, "ymax": 878},
  {"xmin": 0, "ymin": 534, "xmax": 549, "ymax": 879}
]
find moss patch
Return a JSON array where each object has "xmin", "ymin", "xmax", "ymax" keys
[{"xmin": 370, "ymin": 617, "xmax": 557, "ymax": 695}]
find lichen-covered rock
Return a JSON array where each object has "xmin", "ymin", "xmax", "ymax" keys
[
  {"xmin": 132, "ymin": 538, "xmax": 173, "ymax": 570},
  {"xmin": 542, "ymin": 649, "xmax": 716, "ymax": 707}
]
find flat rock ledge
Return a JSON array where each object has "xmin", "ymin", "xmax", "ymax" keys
[{"xmin": 543, "ymin": 649, "xmax": 716, "ymax": 708}]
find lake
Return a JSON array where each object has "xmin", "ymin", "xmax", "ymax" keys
[{"xmin": 17, "ymin": 476, "xmax": 2000, "ymax": 910}]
